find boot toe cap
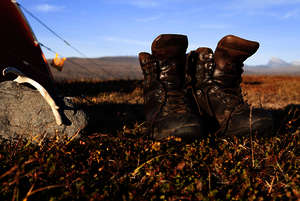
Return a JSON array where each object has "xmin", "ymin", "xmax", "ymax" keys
[{"xmin": 225, "ymin": 109, "xmax": 274, "ymax": 137}]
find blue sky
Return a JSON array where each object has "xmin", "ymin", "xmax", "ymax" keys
[{"xmin": 18, "ymin": 0, "xmax": 300, "ymax": 65}]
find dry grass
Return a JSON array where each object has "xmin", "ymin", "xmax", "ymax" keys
[
  {"xmin": 66, "ymin": 75, "xmax": 300, "ymax": 109},
  {"xmin": 0, "ymin": 75, "xmax": 299, "ymax": 200},
  {"xmin": 242, "ymin": 75, "xmax": 300, "ymax": 109},
  {"xmin": 85, "ymin": 87, "xmax": 143, "ymax": 105}
]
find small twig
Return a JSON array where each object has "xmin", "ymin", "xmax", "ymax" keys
[
  {"xmin": 249, "ymin": 105, "xmax": 255, "ymax": 168},
  {"xmin": 38, "ymin": 131, "xmax": 48, "ymax": 147},
  {"xmin": 258, "ymin": 93, "xmax": 263, "ymax": 108},
  {"xmin": 207, "ymin": 166, "xmax": 211, "ymax": 191},
  {"xmin": 65, "ymin": 127, "xmax": 82, "ymax": 145},
  {"xmin": 11, "ymin": 185, "xmax": 19, "ymax": 201},
  {"xmin": 11, "ymin": 170, "xmax": 20, "ymax": 201},
  {"xmin": 130, "ymin": 154, "xmax": 178, "ymax": 177},
  {"xmin": 22, "ymin": 183, "xmax": 35, "ymax": 201},
  {"xmin": 0, "ymin": 165, "xmax": 17, "ymax": 180},
  {"xmin": 275, "ymin": 159, "xmax": 284, "ymax": 174},
  {"xmin": 11, "ymin": 137, "xmax": 23, "ymax": 159},
  {"xmin": 23, "ymin": 184, "xmax": 64, "ymax": 199},
  {"xmin": 267, "ymin": 176, "xmax": 275, "ymax": 194}
]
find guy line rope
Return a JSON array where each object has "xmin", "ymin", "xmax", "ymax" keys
[{"xmin": 17, "ymin": 2, "xmax": 116, "ymax": 79}]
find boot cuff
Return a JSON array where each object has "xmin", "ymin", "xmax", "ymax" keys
[
  {"xmin": 151, "ymin": 34, "xmax": 188, "ymax": 60},
  {"xmin": 217, "ymin": 35, "xmax": 259, "ymax": 56},
  {"xmin": 139, "ymin": 52, "xmax": 153, "ymax": 66},
  {"xmin": 217, "ymin": 35, "xmax": 259, "ymax": 64}
]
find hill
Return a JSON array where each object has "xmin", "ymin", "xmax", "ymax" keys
[
  {"xmin": 49, "ymin": 56, "xmax": 142, "ymax": 81},
  {"xmin": 244, "ymin": 65, "xmax": 300, "ymax": 75},
  {"xmin": 245, "ymin": 57, "xmax": 300, "ymax": 75},
  {"xmin": 49, "ymin": 56, "xmax": 300, "ymax": 81}
]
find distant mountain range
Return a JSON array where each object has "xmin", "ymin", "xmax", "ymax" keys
[
  {"xmin": 244, "ymin": 57, "xmax": 300, "ymax": 75},
  {"xmin": 50, "ymin": 56, "xmax": 142, "ymax": 81},
  {"xmin": 49, "ymin": 56, "xmax": 300, "ymax": 81}
]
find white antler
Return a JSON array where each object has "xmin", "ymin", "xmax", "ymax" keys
[{"xmin": 2, "ymin": 67, "xmax": 62, "ymax": 125}]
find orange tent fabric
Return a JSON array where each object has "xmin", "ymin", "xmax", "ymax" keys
[
  {"xmin": 51, "ymin": 53, "xmax": 66, "ymax": 72},
  {"xmin": 0, "ymin": 0, "xmax": 54, "ymax": 93}
]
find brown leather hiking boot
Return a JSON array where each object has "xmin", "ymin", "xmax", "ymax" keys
[
  {"xmin": 139, "ymin": 34, "xmax": 205, "ymax": 141},
  {"xmin": 187, "ymin": 35, "xmax": 274, "ymax": 136}
]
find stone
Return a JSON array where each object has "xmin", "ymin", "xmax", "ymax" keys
[{"xmin": 0, "ymin": 81, "xmax": 87, "ymax": 143}]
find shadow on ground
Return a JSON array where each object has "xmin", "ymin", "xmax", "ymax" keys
[
  {"xmin": 243, "ymin": 81, "xmax": 263, "ymax": 85},
  {"xmin": 55, "ymin": 80, "xmax": 145, "ymax": 134},
  {"xmin": 79, "ymin": 103, "xmax": 145, "ymax": 135},
  {"xmin": 80, "ymin": 103, "xmax": 299, "ymax": 138},
  {"xmin": 271, "ymin": 104, "xmax": 300, "ymax": 135},
  {"xmin": 55, "ymin": 79, "xmax": 142, "ymax": 97},
  {"xmin": 56, "ymin": 80, "xmax": 299, "ymax": 137}
]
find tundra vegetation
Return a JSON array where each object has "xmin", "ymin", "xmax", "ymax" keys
[{"xmin": 0, "ymin": 75, "xmax": 299, "ymax": 201}]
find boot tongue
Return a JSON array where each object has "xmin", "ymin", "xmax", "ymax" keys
[
  {"xmin": 151, "ymin": 34, "xmax": 188, "ymax": 60},
  {"xmin": 213, "ymin": 35, "xmax": 259, "ymax": 87},
  {"xmin": 214, "ymin": 35, "xmax": 259, "ymax": 72}
]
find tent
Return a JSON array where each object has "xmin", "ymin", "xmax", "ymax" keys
[
  {"xmin": 0, "ymin": 0, "xmax": 62, "ymax": 125},
  {"xmin": 0, "ymin": 0, "xmax": 55, "ymax": 94}
]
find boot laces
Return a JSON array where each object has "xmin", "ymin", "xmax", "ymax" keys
[
  {"xmin": 164, "ymin": 90, "xmax": 190, "ymax": 115},
  {"xmin": 209, "ymin": 62, "xmax": 247, "ymax": 109},
  {"xmin": 158, "ymin": 60, "xmax": 190, "ymax": 115}
]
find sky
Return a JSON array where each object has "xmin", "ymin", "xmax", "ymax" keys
[{"xmin": 17, "ymin": 0, "xmax": 300, "ymax": 65}]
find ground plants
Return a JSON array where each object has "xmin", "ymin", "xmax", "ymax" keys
[{"xmin": 0, "ymin": 75, "xmax": 299, "ymax": 200}]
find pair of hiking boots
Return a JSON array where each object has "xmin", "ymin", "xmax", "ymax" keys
[{"xmin": 139, "ymin": 34, "xmax": 274, "ymax": 141}]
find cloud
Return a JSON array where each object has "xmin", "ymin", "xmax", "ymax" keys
[
  {"xmin": 282, "ymin": 9, "xmax": 300, "ymax": 18},
  {"xmin": 35, "ymin": 4, "xmax": 64, "ymax": 12},
  {"xmin": 227, "ymin": 0, "xmax": 300, "ymax": 11},
  {"xmin": 222, "ymin": 0, "xmax": 300, "ymax": 18},
  {"xmin": 235, "ymin": 0, "xmax": 300, "ymax": 8},
  {"xmin": 105, "ymin": 0, "xmax": 196, "ymax": 10},
  {"xmin": 104, "ymin": 36, "xmax": 150, "ymax": 46},
  {"xmin": 198, "ymin": 24, "xmax": 230, "ymax": 29},
  {"xmin": 112, "ymin": 0, "xmax": 190, "ymax": 8},
  {"xmin": 128, "ymin": 0, "xmax": 159, "ymax": 8},
  {"xmin": 135, "ymin": 14, "xmax": 163, "ymax": 22}
]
